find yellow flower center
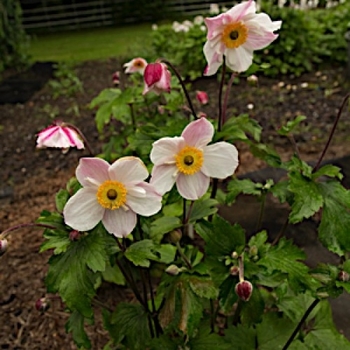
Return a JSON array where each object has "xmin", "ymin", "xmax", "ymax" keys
[
  {"xmin": 221, "ymin": 22, "xmax": 248, "ymax": 49},
  {"xmin": 96, "ymin": 180, "xmax": 127, "ymax": 210},
  {"xmin": 175, "ymin": 146, "xmax": 204, "ymax": 175}
]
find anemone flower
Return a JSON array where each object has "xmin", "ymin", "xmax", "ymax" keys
[
  {"xmin": 123, "ymin": 57, "xmax": 148, "ymax": 74},
  {"xmin": 63, "ymin": 157, "xmax": 162, "ymax": 238},
  {"xmin": 150, "ymin": 117, "xmax": 238, "ymax": 200},
  {"xmin": 203, "ymin": 0, "xmax": 282, "ymax": 75}
]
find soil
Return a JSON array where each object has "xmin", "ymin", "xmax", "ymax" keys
[{"xmin": 0, "ymin": 59, "xmax": 350, "ymax": 349}]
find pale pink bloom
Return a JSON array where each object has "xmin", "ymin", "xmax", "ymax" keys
[
  {"xmin": 143, "ymin": 62, "xmax": 171, "ymax": 95},
  {"xmin": 112, "ymin": 71, "xmax": 120, "ymax": 85},
  {"xmin": 150, "ymin": 117, "xmax": 239, "ymax": 200},
  {"xmin": 196, "ymin": 90, "xmax": 209, "ymax": 105},
  {"xmin": 209, "ymin": 3, "xmax": 220, "ymax": 15},
  {"xmin": 36, "ymin": 122, "xmax": 84, "ymax": 150},
  {"xmin": 203, "ymin": 0, "xmax": 282, "ymax": 75},
  {"xmin": 123, "ymin": 57, "xmax": 148, "ymax": 74},
  {"xmin": 64, "ymin": 157, "xmax": 162, "ymax": 238},
  {"xmin": 194, "ymin": 15, "xmax": 204, "ymax": 25}
]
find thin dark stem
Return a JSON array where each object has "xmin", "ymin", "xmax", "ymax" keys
[
  {"xmin": 288, "ymin": 134, "xmax": 301, "ymax": 159},
  {"xmin": 232, "ymin": 299, "xmax": 243, "ymax": 326},
  {"xmin": 256, "ymin": 194, "xmax": 266, "ymax": 232},
  {"xmin": 282, "ymin": 299, "xmax": 320, "ymax": 350},
  {"xmin": 221, "ymin": 72, "xmax": 236, "ymax": 128},
  {"xmin": 176, "ymin": 242, "xmax": 192, "ymax": 270},
  {"xmin": 217, "ymin": 58, "xmax": 227, "ymax": 133},
  {"xmin": 1, "ymin": 223, "xmax": 57, "ymax": 239},
  {"xmin": 271, "ymin": 217, "xmax": 289, "ymax": 246},
  {"xmin": 91, "ymin": 298, "xmax": 114, "ymax": 312},
  {"xmin": 161, "ymin": 59, "xmax": 198, "ymax": 120},
  {"xmin": 313, "ymin": 93, "xmax": 350, "ymax": 172},
  {"xmin": 182, "ymin": 198, "xmax": 187, "ymax": 236},
  {"xmin": 65, "ymin": 122, "xmax": 94, "ymax": 156},
  {"xmin": 210, "ymin": 299, "xmax": 215, "ymax": 332},
  {"xmin": 184, "ymin": 201, "xmax": 195, "ymax": 225}
]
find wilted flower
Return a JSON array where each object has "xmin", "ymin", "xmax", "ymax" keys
[
  {"xmin": 63, "ymin": 157, "xmax": 162, "ymax": 238},
  {"xmin": 112, "ymin": 71, "xmax": 120, "ymax": 85},
  {"xmin": 203, "ymin": 0, "xmax": 282, "ymax": 75},
  {"xmin": 36, "ymin": 121, "xmax": 84, "ymax": 150},
  {"xmin": 123, "ymin": 57, "xmax": 148, "ymax": 75},
  {"xmin": 235, "ymin": 280, "xmax": 253, "ymax": 301},
  {"xmin": 196, "ymin": 90, "xmax": 209, "ymax": 105},
  {"xmin": 143, "ymin": 62, "xmax": 171, "ymax": 95},
  {"xmin": 150, "ymin": 117, "xmax": 239, "ymax": 200}
]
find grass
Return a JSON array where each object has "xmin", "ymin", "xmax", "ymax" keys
[{"xmin": 29, "ymin": 24, "xmax": 152, "ymax": 63}]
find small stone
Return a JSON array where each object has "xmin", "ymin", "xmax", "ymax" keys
[{"xmin": 0, "ymin": 239, "xmax": 8, "ymax": 256}]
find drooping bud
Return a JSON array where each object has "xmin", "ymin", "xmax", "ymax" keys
[
  {"xmin": 143, "ymin": 62, "xmax": 171, "ymax": 95},
  {"xmin": 231, "ymin": 251, "xmax": 238, "ymax": 259},
  {"xmin": 235, "ymin": 280, "xmax": 253, "ymax": 302},
  {"xmin": 0, "ymin": 239, "xmax": 8, "ymax": 256},
  {"xmin": 338, "ymin": 271, "xmax": 350, "ymax": 282},
  {"xmin": 230, "ymin": 265, "xmax": 239, "ymax": 276},
  {"xmin": 69, "ymin": 230, "xmax": 80, "ymax": 241},
  {"xmin": 35, "ymin": 297, "xmax": 50, "ymax": 312},
  {"xmin": 168, "ymin": 229, "xmax": 182, "ymax": 244},
  {"xmin": 196, "ymin": 90, "xmax": 209, "ymax": 105},
  {"xmin": 166, "ymin": 264, "xmax": 181, "ymax": 276},
  {"xmin": 112, "ymin": 71, "xmax": 120, "ymax": 85}
]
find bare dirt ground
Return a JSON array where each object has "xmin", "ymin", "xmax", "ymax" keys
[{"xmin": 0, "ymin": 59, "xmax": 349, "ymax": 349}]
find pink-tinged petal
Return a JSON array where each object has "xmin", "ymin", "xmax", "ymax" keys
[
  {"xmin": 63, "ymin": 188, "xmax": 104, "ymax": 231},
  {"xmin": 204, "ymin": 15, "xmax": 226, "ymax": 40},
  {"xmin": 150, "ymin": 137, "xmax": 185, "ymax": 165},
  {"xmin": 150, "ymin": 164, "xmax": 177, "ymax": 195},
  {"xmin": 203, "ymin": 41, "xmax": 224, "ymax": 76},
  {"xmin": 109, "ymin": 156, "xmax": 148, "ymax": 183},
  {"xmin": 201, "ymin": 142, "xmax": 239, "ymax": 179},
  {"xmin": 124, "ymin": 57, "xmax": 147, "ymax": 74},
  {"xmin": 126, "ymin": 182, "xmax": 162, "ymax": 216},
  {"xmin": 181, "ymin": 117, "xmax": 214, "ymax": 148},
  {"xmin": 157, "ymin": 64, "xmax": 171, "ymax": 93},
  {"xmin": 245, "ymin": 30, "xmax": 279, "ymax": 51},
  {"xmin": 62, "ymin": 127, "xmax": 84, "ymax": 149},
  {"xmin": 227, "ymin": 0, "xmax": 255, "ymax": 23},
  {"xmin": 244, "ymin": 13, "xmax": 282, "ymax": 33},
  {"xmin": 196, "ymin": 91, "xmax": 209, "ymax": 105},
  {"xmin": 102, "ymin": 208, "xmax": 137, "ymax": 238},
  {"xmin": 76, "ymin": 157, "xmax": 110, "ymax": 187},
  {"xmin": 176, "ymin": 172, "xmax": 210, "ymax": 200},
  {"xmin": 225, "ymin": 45, "xmax": 253, "ymax": 73},
  {"xmin": 144, "ymin": 63, "xmax": 162, "ymax": 86}
]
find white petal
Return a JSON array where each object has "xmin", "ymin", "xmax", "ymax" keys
[
  {"xmin": 203, "ymin": 41, "xmax": 224, "ymax": 76},
  {"xmin": 102, "ymin": 208, "xmax": 137, "ymax": 238},
  {"xmin": 63, "ymin": 188, "xmax": 104, "ymax": 231},
  {"xmin": 150, "ymin": 164, "xmax": 177, "ymax": 195},
  {"xmin": 76, "ymin": 158, "xmax": 110, "ymax": 187},
  {"xmin": 176, "ymin": 172, "xmax": 210, "ymax": 200},
  {"xmin": 150, "ymin": 137, "xmax": 184, "ymax": 165},
  {"xmin": 202, "ymin": 142, "xmax": 239, "ymax": 179},
  {"xmin": 244, "ymin": 13, "xmax": 282, "ymax": 33},
  {"xmin": 126, "ymin": 183, "xmax": 162, "ymax": 216},
  {"xmin": 181, "ymin": 117, "xmax": 214, "ymax": 148},
  {"xmin": 109, "ymin": 156, "xmax": 149, "ymax": 183},
  {"xmin": 228, "ymin": 0, "xmax": 256, "ymax": 23},
  {"xmin": 225, "ymin": 45, "xmax": 253, "ymax": 73}
]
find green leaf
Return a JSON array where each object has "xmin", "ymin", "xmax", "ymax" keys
[
  {"xmin": 271, "ymin": 180, "xmax": 292, "ymax": 204},
  {"xmin": 66, "ymin": 310, "xmax": 92, "ymax": 349},
  {"xmin": 40, "ymin": 229, "xmax": 71, "ymax": 254},
  {"xmin": 318, "ymin": 181, "xmax": 350, "ymax": 255},
  {"xmin": 288, "ymin": 172, "xmax": 323, "ymax": 223},
  {"xmin": 241, "ymin": 287, "xmax": 265, "ymax": 326},
  {"xmin": 124, "ymin": 239, "xmax": 176, "ymax": 267},
  {"xmin": 188, "ymin": 275, "xmax": 218, "ymax": 299},
  {"xmin": 188, "ymin": 197, "xmax": 218, "ymax": 222},
  {"xmin": 45, "ymin": 225, "xmax": 109, "ymax": 317},
  {"xmin": 90, "ymin": 88, "xmax": 121, "ymax": 108},
  {"xmin": 102, "ymin": 262, "xmax": 125, "ymax": 285},
  {"xmin": 218, "ymin": 275, "xmax": 238, "ymax": 313},
  {"xmin": 150, "ymin": 216, "xmax": 182, "ymax": 243},
  {"xmin": 277, "ymin": 115, "xmax": 306, "ymax": 136},
  {"xmin": 226, "ymin": 177, "xmax": 262, "ymax": 204},
  {"xmin": 312, "ymin": 164, "xmax": 343, "ymax": 181},
  {"xmin": 225, "ymin": 323, "xmax": 256, "ymax": 350},
  {"xmin": 250, "ymin": 143, "xmax": 281, "ymax": 167},
  {"xmin": 55, "ymin": 189, "xmax": 69, "ymax": 212}
]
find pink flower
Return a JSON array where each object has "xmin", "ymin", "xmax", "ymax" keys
[
  {"xmin": 112, "ymin": 71, "xmax": 120, "ymax": 85},
  {"xmin": 36, "ymin": 122, "xmax": 84, "ymax": 150},
  {"xmin": 196, "ymin": 90, "xmax": 209, "ymax": 105},
  {"xmin": 203, "ymin": 0, "xmax": 282, "ymax": 75},
  {"xmin": 63, "ymin": 157, "xmax": 162, "ymax": 238},
  {"xmin": 123, "ymin": 57, "xmax": 148, "ymax": 74},
  {"xmin": 150, "ymin": 117, "xmax": 239, "ymax": 200},
  {"xmin": 143, "ymin": 62, "xmax": 171, "ymax": 95}
]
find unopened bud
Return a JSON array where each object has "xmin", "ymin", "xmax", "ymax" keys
[
  {"xmin": 230, "ymin": 265, "xmax": 239, "ymax": 276},
  {"xmin": 235, "ymin": 280, "xmax": 253, "ymax": 302},
  {"xmin": 0, "ymin": 239, "xmax": 8, "ymax": 256},
  {"xmin": 247, "ymin": 75, "xmax": 258, "ymax": 86},
  {"xmin": 166, "ymin": 264, "xmax": 180, "ymax": 276},
  {"xmin": 168, "ymin": 230, "xmax": 182, "ymax": 244},
  {"xmin": 35, "ymin": 297, "xmax": 50, "ymax": 312},
  {"xmin": 231, "ymin": 251, "xmax": 238, "ymax": 259},
  {"xmin": 69, "ymin": 230, "xmax": 80, "ymax": 241},
  {"xmin": 249, "ymin": 246, "xmax": 258, "ymax": 257},
  {"xmin": 338, "ymin": 271, "xmax": 350, "ymax": 282}
]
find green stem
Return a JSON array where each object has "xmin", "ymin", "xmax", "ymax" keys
[
  {"xmin": 282, "ymin": 299, "xmax": 320, "ymax": 350},
  {"xmin": 64, "ymin": 122, "xmax": 94, "ymax": 156},
  {"xmin": 176, "ymin": 241, "xmax": 192, "ymax": 270},
  {"xmin": 271, "ymin": 217, "xmax": 289, "ymax": 246}
]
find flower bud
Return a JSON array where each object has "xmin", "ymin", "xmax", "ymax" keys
[
  {"xmin": 338, "ymin": 271, "xmax": 350, "ymax": 282},
  {"xmin": 249, "ymin": 245, "xmax": 258, "ymax": 257},
  {"xmin": 0, "ymin": 239, "xmax": 8, "ymax": 256},
  {"xmin": 196, "ymin": 90, "xmax": 209, "ymax": 105},
  {"xmin": 230, "ymin": 265, "xmax": 239, "ymax": 276},
  {"xmin": 168, "ymin": 229, "xmax": 182, "ymax": 244},
  {"xmin": 35, "ymin": 297, "xmax": 50, "ymax": 312},
  {"xmin": 69, "ymin": 230, "xmax": 80, "ymax": 241},
  {"xmin": 231, "ymin": 251, "xmax": 238, "ymax": 259},
  {"xmin": 166, "ymin": 264, "xmax": 180, "ymax": 276},
  {"xmin": 235, "ymin": 280, "xmax": 253, "ymax": 302},
  {"xmin": 112, "ymin": 71, "xmax": 120, "ymax": 85},
  {"xmin": 247, "ymin": 75, "xmax": 258, "ymax": 86},
  {"xmin": 143, "ymin": 62, "xmax": 171, "ymax": 95}
]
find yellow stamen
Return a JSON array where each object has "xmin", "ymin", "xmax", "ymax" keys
[
  {"xmin": 175, "ymin": 146, "xmax": 204, "ymax": 175},
  {"xmin": 221, "ymin": 22, "xmax": 248, "ymax": 49},
  {"xmin": 96, "ymin": 180, "xmax": 127, "ymax": 210}
]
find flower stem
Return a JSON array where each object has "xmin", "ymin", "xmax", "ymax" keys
[
  {"xmin": 176, "ymin": 241, "xmax": 192, "ymax": 270},
  {"xmin": 313, "ymin": 93, "xmax": 350, "ymax": 173},
  {"xmin": 221, "ymin": 72, "xmax": 236, "ymax": 128},
  {"xmin": 271, "ymin": 216, "xmax": 289, "ymax": 246},
  {"xmin": 282, "ymin": 299, "xmax": 320, "ymax": 350},
  {"xmin": 161, "ymin": 59, "xmax": 198, "ymax": 120},
  {"xmin": 64, "ymin": 122, "xmax": 94, "ymax": 156},
  {"xmin": 238, "ymin": 253, "xmax": 244, "ymax": 282},
  {"xmin": 0, "ymin": 222, "xmax": 57, "ymax": 239},
  {"xmin": 217, "ymin": 58, "xmax": 227, "ymax": 133},
  {"xmin": 128, "ymin": 103, "xmax": 137, "ymax": 132}
]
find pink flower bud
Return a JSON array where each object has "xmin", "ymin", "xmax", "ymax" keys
[
  {"xmin": 338, "ymin": 271, "xmax": 350, "ymax": 282},
  {"xmin": 143, "ymin": 62, "xmax": 171, "ymax": 95},
  {"xmin": 112, "ymin": 71, "xmax": 120, "ymax": 85},
  {"xmin": 0, "ymin": 239, "xmax": 8, "ymax": 256},
  {"xmin": 123, "ymin": 57, "xmax": 148, "ymax": 75},
  {"xmin": 36, "ymin": 121, "xmax": 84, "ymax": 150},
  {"xmin": 235, "ymin": 280, "xmax": 253, "ymax": 302},
  {"xmin": 196, "ymin": 91, "xmax": 209, "ymax": 105},
  {"xmin": 69, "ymin": 230, "xmax": 80, "ymax": 241},
  {"xmin": 35, "ymin": 297, "xmax": 50, "ymax": 312},
  {"xmin": 230, "ymin": 265, "xmax": 239, "ymax": 276}
]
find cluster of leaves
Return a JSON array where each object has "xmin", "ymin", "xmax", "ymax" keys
[{"xmin": 0, "ymin": 0, "xmax": 30, "ymax": 75}]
